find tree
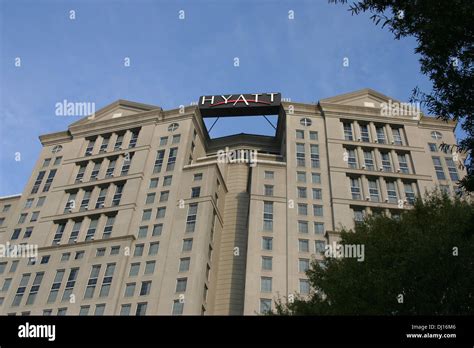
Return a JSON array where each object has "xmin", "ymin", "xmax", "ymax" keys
[
  {"xmin": 273, "ymin": 192, "xmax": 474, "ymax": 315},
  {"xmin": 329, "ymin": 0, "xmax": 474, "ymax": 193}
]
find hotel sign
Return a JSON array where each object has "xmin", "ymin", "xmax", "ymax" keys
[{"xmin": 198, "ymin": 93, "xmax": 281, "ymax": 117}]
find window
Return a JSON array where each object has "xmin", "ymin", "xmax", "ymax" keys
[
  {"xmin": 0, "ymin": 262, "xmax": 7, "ymax": 274},
  {"xmin": 36, "ymin": 196, "xmax": 46, "ymax": 207},
  {"xmin": 163, "ymin": 175, "xmax": 172, "ymax": 186},
  {"xmin": 95, "ymin": 187, "xmax": 108, "ymax": 209},
  {"xmin": 94, "ymin": 304, "xmax": 105, "ymax": 315},
  {"xmin": 398, "ymin": 154, "xmax": 410, "ymax": 174},
  {"xmin": 18, "ymin": 213, "xmax": 27, "ymax": 224},
  {"xmin": 120, "ymin": 153, "xmax": 133, "ymax": 176},
  {"xmin": 262, "ymin": 237, "xmax": 273, "ymax": 251},
  {"xmin": 30, "ymin": 211, "xmax": 39, "ymax": 222},
  {"xmin": 299, "ymin": 239, "xmax": 309, "ymax": 252},
  {"xmin": 381, "ymin": 152, "xmax": 392, "ymax": 172},
  {"xmin": 314, "ymin": 222, "xmax": 324, "ymax": 234},
  {"xmin": 167, "ymin": 147, "xmax": 178, "ymax": 171},
  {"xmin": 136, "ymin": 302, "xmax": 148, "ymax": 316},
  {"xmin": 296, "ymin": 143, "xmax": 305, "ymax": 167},
  {"xmin": 24, "ymin": 198, "xmax": 34, "ymax": 209},
  {"xmin": 312, "ymin": 188, "xmax": 322, "ymax": 200},
  {"xmin": 264, "ymin": 185, "xmax": 274, "ymax": 196},
  {"xmin": 310, "ymin": 145, "xmax": 320, "ymax": 168},
  {"xmin": 176, "ymin": 278, "xmax": 187, "ymax": 292},
  {"xmin": 368, "ymin": 179, "xmax": 380, "ymax": 202},
  {"xmin": 315, "ymin": 240, "xmax": 326, "ymax": 253},
  {"xmin": 31, "ymin": 171, "xmax": 46, "ymax": 193},
  {"xmin": 148, "ymin": 242, "xmax": 159, "ymax": 256},
  {"xmin": 298, "ymin": 221, "xmax": 309, "ymax": 233},
  {"xmin": 392, "ymin": 128, "xmax": 404, "ymax": 145},
  {"xmin": 52, "ymin": 223, "xmax": 66, "ymax": 245},
  {"xmin": 146, "ymin": 193, "xmax": 155, "ymax": 205},
  {"xmin": 182, "ymin": 238, "xmax": 193, "ymax": 251},
  {"xmin": 312, "ymin": 173, "xmax": 321, "ymax": 184},
  {"xmin": 300, "ymin": 117, "xmax": 312, "ymax": 126},
  {"xmin": 2, "ymin": 278, "xmax": 12, "ymax": 292},
  {"xmin": 363, "ymin": 150, "xmax": 374, "ymax": 170},
  {"xmin": 75, "ymin": 165, "xmax": 86, "ymax": 183},
  {"xmin": 386, "ymin": 181, "xmax": 398, "ymax": 203},
  {"xmin": 359, "ymin": 124, "xmax": 370, "ymax": 142},
  {"xmin": 261, "ymin": 277, "xmax": 272, "ymax": 292},
  {"xmin": 47, "ymin": 270, "xmax": 64, "ymax": 303},
  {"xmin": 179, "ymin": 258, "xmax": 190, "ymax": 272},
  {"xmin": 134, "ymin": 244, "xmax": 144, "ymax": 257},
  {"xmin": 105, "ymin": 159, "xmax": 116, "ymax": 178},
  {"xmin": 102, "ymin": 216, "xmax": 115, "ymax": 239},
  {"xmin": 297, "ymin": 171, "xmax": 306, "ymax": 183},
  {"xmin": 68, "ymin": 221, "xmax": 82, "ymax": 243},
  {"xmin": 349, "ymin": 177, "xmax": 361, "ymax": 200},
  {"xmin": 428, "ymin": 143, "xmax": 437, "ymax": 152},
  {"xmin": 156, "ymin": 207, "xmax": 166, "ymax": 219},
  {"xmin": 172, "ymin": 300, "xmax": 184, "ymax": 315},
  {"xmin": 431, "ymin": 131, "xmax": 442, "ymax": 140},
  {"xmin": 79, "ymin": 306, "xmax": 90, "ymax": 316},
  {"xmin": 85, "ymin": 139, "xmax": 95, "ymax": 156},
  {"xmin": 12, "ymin": 273, "xmax": 30, "ymax": 306},
  {"xmin": 62, "ymin": 268, "xmax": 79, "ymax": 302},
  {"xmin": 376, "ymin": 126, "xmax": 386, "ymax": 144},
  {"xmin": 191, "ymin": 187, "xmax": 200, "ymax": 198},
  {"xmin": 300, "ymin": 279, "xmax": 310, "ymax": 294},
  {"xmin": 129, "ymin": 130, "xmax": 139, "ymax": 148},
  {"xmin": 172, "ymin": 134, "xmax": 181, "ymax": 144},
  {"xmin": 347, "ymin": 149, "xmax": 357, "ymax": 168},
  {"xmin": 432, "ymin": 157, "xmax": 445, "ymax": 179},
  {"xmin": 129, "ymin": 263, "xmax": 140, "ymax": 277},
  {"xmin": 120, "ymin": 304, "xmax": 131, "ymax": 316},
  {"xmin": 53, "ymin": 156, "xmax": 62, "ymax": 165},
  {"xmin": 42, "ymin": 169, "xmax": 57, "ymax": 192},
  {"xmin": 42, "ymin": 158, "xmax": 51, "ymax": 167},
  {"xmin": 168, "ymin": 123, "xmax": 179, "ymax": 132},
  {"xmin": 64, "ymin": 193, "xmax": 77, "ymax": 213},
  {"xmin": 309, "ymin": 131, "xmax": 318, "ymax": 140},
  {"xmin": 297, "ymin": 203, "xmax": 308, "ymax": 216},
  {"xmin": 299, "ymin": 259, "xmax": 310, "ymax": 273},
  {"xmin": 296, "ymin": 130, "xmax": 304, "ymax": 139},
  {"xmin": 153, "ymin": 150, "xmax": 165, "ymax": 173},
  {"xmin": 445, "ymin": 158, "xmax": 459, "ymax": 181},
  {"xmin": 149, "ymin": 178, "xmax": 159, "ymax": 188},
  {"xmin": 80, "ymin": 189, "xmax": 92, "ymax": 211},
  {"xmin": 114, "ymin": 134, "xmax": 124, "ymax": 150},
  {"xmin": 160, "ymin": 136, "xmax": 168, "ymax": 146},
  {"xmin": 138, "ymin": 226, "xmax": 148, "ymax": 239},
  {"xmin": 110, "ymin": 246, "xmax": 120, "ymax": 255},
  {"xmin": 40, "ymin": 255, "xmax": 50, "ymax": 264},
  {"xmin": 75, "ymin": 251, "xmax": 84, "ymax": 260},
  {"xmin": 90, "ymin": 162, "xmax": 101, "ymax": 181},
  {"xmin": 0, "ymin": 218, "xmax": 4, "ymax": 226},
  {"xmin": 98, "ymin": 263, "xmax": 115, "ymax": 298},
  {"xmin": 343, "ymin": 122, "xmax": 353, "ymax": 141},
  {"xmin": 313, "ymin": 204, "xmax": 323, "ymax": 217},
  {"xmin": 297, "ymin": 187, "xmax": 307, "ymax": 198},
  {"xmin": 186, "ymin": 203, "xmax": 198, "ymax": 232},
  {"xmin": 263, "ymin": 201, "xmax": 273, "ymax": 231},
  {"xmin": 112, "ymin": 184, "xmax": 124, "ymax": 206},
  {"xmin": 140, "ymin": 281, "xmax": 151, "ymax": 296},
  {"xmin": 145, "ymin": 261, "xmax": 156, "ymax": 275},
  {"xmin": 264, "ymin": 171, "xmax": 274, "ymax": 179},
  {"xmin": 194, "ymin": 173, "xmax": 203, "ymax": 181},
  {"xmin": 85, "ymin": 218, "xmax": 98, "ymax": 241},
  {"xmin": 404, "ymin": 183, "xmax": 415, "ymax": 205},
  {"xmin": 152, "ymin": 224, "xmax": 163, "ymax": 236},
  {"xmin": 261, "ymin": 256, "xmax": 272, "ymax": 271},
  {"xmin": 96, "ymin": 248, "xmax": 105, "ymax": 257},
  {"xmin": 260, "ymin": 299, "xmax": 272, "ymax": 313}
]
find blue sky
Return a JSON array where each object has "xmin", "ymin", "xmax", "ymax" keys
[{"xmin": 0, "ymin": 0, "xmax": 462, "ymax": 196}]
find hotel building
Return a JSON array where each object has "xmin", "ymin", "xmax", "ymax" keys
[{"xmin": 0, "ymin": 89, "xmax": 465, "ymax": 315}]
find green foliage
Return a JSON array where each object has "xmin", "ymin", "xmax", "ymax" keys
[
  {"xmin": 329, "ymin": 0, "xmax": 474, "ymax": 193},
  {"xmin": 274, "ymin": 192, "xmax": 474, "ymax": 315}
]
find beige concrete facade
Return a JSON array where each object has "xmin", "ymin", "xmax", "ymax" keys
[{"xmin": 0, "ymin": 89, "xmax": 465, "ymax": 315}]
